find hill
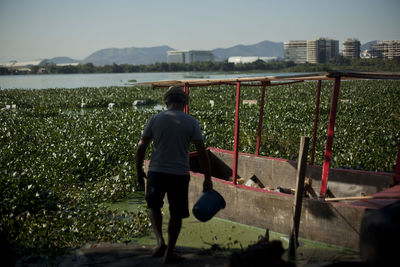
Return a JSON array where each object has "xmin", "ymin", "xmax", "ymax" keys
[
  {"xmin": 212, "ymin": 40, "xmax": 284, "ymax": 61},
  {"xmin": 80, "ymin": 41, "xmax": 284, "ymax": 66},
  {"xmin": 80, "ymin": 46, "xmax": 173, "ymax": 66},
  {"xmin": 361, "ymin": 40, "xmax": 378, "ymax": 52}
]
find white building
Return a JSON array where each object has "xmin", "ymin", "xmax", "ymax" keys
[
  {"xmin": 284, "ymin": 41, "xmax": 307, "ymax": 63},
  {"xmin": 0, "ymin": 60, "xmax": 42, "ymax": 68},
  {"xmin": 360, "ymin": 50, "xmax": 372, "ymax": 59},
  {"xmin": 284, "ymin": 38, "xmax": 339, "ymax": 64},
  {"xmin": 167, "ymin": 50, "xmax": 213, "ymax": 64},
  {"xmin": 306, "ymin": 38, "xmax": 339, "ymax": 64},
  {"xmin": 228, "ymin": 56, "xmax": 277, "ymax": 64},
  {"xmin": 56, "ymin": 62, "xmax": 80, "ymax": 66},
  {"xmin": 369, "ymin": 40, "xmax": 400, "ymax": 59},
  {"xmin": 343, "ymin": 38, "xmax": 361, "ymax": 59}
]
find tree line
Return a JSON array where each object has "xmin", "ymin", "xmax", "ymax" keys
[{"xmin": 1, "ymin": 57, "xmax": 399, "ymax": 75}]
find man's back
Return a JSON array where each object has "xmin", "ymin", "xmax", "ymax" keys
[{"xmin": 142, "ymin": 110, "xmax": 203, "ymax": 175}]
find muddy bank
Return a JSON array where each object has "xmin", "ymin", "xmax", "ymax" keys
[
  {"xmin": 58, "ymin": 243, "xmax": 229, "ymax": 267},
  {"xmin": 15, "ymin": 192, "xmax": 362, "ymax": 266},
  {"xmin": 16, "ymin": 242, "xmax": 362, "ymax": 267}
]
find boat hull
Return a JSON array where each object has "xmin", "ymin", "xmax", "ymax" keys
[
  {"xmin": 145, "ymin": 147, "xmax": 397, "ymax": 250},
  {"xmin": 188, "ymin": 172, "xmax": 364, "ymax": 249}
]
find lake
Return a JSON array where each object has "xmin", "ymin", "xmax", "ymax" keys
[{"xmin": 0, "ymin": 72, "xmax": 308, "ymax": 89}]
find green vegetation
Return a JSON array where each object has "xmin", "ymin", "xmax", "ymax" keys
[
  {"xmin": 1, "ymin": 80, "xmax": 399, "ymax": 261},
  {"xmin": 0, "ymin": 87, "xmax": 159, "ymax": 260},
  {"xmin": 1, "ymin": 57, "xmax": 400, "ymax": 75}
]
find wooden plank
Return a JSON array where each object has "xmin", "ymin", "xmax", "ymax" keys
[
  {"xmin": 289, "ymin": 136, "xmax": 310, "ymax": 260},
  {"xmin": 325, "ymin": 195, "xmax": 400, "ymax": 202},
  {"xmin": 138, "ymin": 71, "xmax": 400, "ymax": 87},
  {"xmin": 138, "ymin": 73, "xmax": 330, "ymax": 87},
  {"xmin": 328, "ymin": 70, "xmax": 400, "ymax": 80}
]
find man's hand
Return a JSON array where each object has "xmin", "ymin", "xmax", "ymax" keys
[
  {"xmin": 203, "ymin": 178, "xmax": 213, "ymax": 192},
  {"xmin": 136, "ymin": 169, "xmax": 146, "ymax": 189},
  {"xmin": 193, "ymin": 139, "xmax": 213, "ymax": 192},
  {"xmin": 135, "ymin": 137, "xmax": 152, "ymax": 190}
]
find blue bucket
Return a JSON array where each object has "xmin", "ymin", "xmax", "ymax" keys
[{"xmin": 192, "ymin": 189, "xmax": 226, "ymax": 222}]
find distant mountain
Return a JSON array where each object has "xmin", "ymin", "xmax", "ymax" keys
[
  {"xmin": 79, "ymin": 41, "xmax": 284, "ymax": 66},
  {"xmin": 81, "ymin": 46, "xmax": 173, "ymax": 66},
  {"xmin": 18, "ymin": 40, "xmax": 387, "ymax": 66},
  {"xmin": 212, "ymin": 40, "xmax": 284, "ymax": 61},
  {"xmin": 40, "ymin": 57, "xmax": 80, "ymax": 65},
  {"xmin": 361, "ymin": 41, "xmax": 378, "ymax": 52}
]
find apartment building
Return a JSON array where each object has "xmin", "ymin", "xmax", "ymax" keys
[
  {"xmin": 369, "ymin": 40, "xmax": 400, "ymax": 59},
  {"xmin": 284, "ymin": 38, "xmax": 339, "ymax": 64},
  {"xmin": 167, "ymin": 50, "xmax": 213, "ymax": 63},
  {"xmin": 343, "ymin": 38, "xmax": 361, "ymax": 59},
  {"xmin": 306, "ymin": 38, "xmax": 339, "ymax": 64},
  {"xmin": 284, "ymin": 41, "xmax": 307, "ymax": 63}
]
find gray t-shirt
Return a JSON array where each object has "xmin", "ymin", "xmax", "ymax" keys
[{"xmin": 142, "ymin": 110, "xmax": 203, "ymax": 175}]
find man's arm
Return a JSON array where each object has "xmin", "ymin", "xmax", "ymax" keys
[
  {"xmin": 135, "ymin": 137, "xmax": 152, "ymax": 188},
  {"xmin": 193, "ymin": 140, "xmax": 213, "ymax": 192}
]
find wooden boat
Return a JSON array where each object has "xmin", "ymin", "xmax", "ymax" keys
[{"xmin": 144, "ymin": 71, "xmax": 400, "ymax": 250}]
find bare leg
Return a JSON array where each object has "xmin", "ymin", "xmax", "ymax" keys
[
  {"xmin": 148, "ymin": 208, "xmax": 166, "ymax": 257},
  {"xmin": 165, "ymin": 215, "xmax": 182, "ymax": 262}
]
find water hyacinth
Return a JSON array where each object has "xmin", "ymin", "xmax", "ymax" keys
[{"xmin": 0, "ymin": 80, "xmax": 399, "ymax": 258}]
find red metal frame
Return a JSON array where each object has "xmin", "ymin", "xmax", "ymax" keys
[
  {"xmin": 310, "ymin": 80, "xmax": 322, "ymax": 165},
  {"xmin": 396, "ymin": 138, "xmax": 400, "ymax": 183},
  {"xmin": 268, "ymin": 80, "xmax": 303, "ymax": 87},
  {"xmin": 256, "ymin": 81, "xmax": 269, "ymax": 156},
  {"xmin": 184, "ymin": 83, "xmax": 189, "ymax": 114},
  {"xmin": 320, "ymin": 77, "xmax": 341, "ymax": 197},
  {"xmin": 154, "ymin": 79, "xmax": 303, "ymax": 88},
  {"xmin": 232, "ymin": 82, "xmax": 241, "ymax": 184},
  {"xmin": 154, "ymin": 75, "xmax": 400, "ymax": 190}
]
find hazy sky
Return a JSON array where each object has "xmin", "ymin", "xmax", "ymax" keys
[{"xmin": 0, "ymin": 0, "xmax": 399, "ymax": 62}]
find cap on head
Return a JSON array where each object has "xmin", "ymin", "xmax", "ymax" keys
[{"xmin": 163, "ymin": 86, "xmax": 188, "ymax": 104}]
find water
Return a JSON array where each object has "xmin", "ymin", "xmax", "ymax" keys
[
  {"xmin": 109, "ymin": 191, "xmax": 278, "ymax": 249},
  {"xmin": 109, "ymin": 191, "xmax": 359, "ymax": 260},
  {"xmin": 0, "ymin": 72, "xmax": 310, "ymax": 89}
]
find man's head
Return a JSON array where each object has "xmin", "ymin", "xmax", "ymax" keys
[{"xmin": 163, "ymin": 86, "xmax": 188, "ymax": 107}]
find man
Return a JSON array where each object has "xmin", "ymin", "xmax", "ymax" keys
[{"xmin": 136, "ymin": 86, "xmax": 212, "ymax": 264}]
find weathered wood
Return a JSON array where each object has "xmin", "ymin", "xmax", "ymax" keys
[
  {"xmin": 146, "ymin": 147, "xmax": 397, "ymax": 249},
  {"xmin": 325, "ymin": 195, "xmax": 400, "ymax": 202},
  {"xmin": 138, "ymin": 71, "xmax": 400, "ymax": 87},
  {"xmin": 328, "ymin": 70, "xmax": 400, "ymax": 80},
  {"xmin": 289, "ymin": 136, "xmax": 310, "ymax": 260}
]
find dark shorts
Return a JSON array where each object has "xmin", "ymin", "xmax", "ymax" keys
[{"xmin": 146, "ymin": 171, "xmax": 190, "ymax": 218}]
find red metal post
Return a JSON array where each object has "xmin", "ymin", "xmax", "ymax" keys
[
  {"xmin": 256, "ymin": 81, "xmax": 269, "ymax": 156},
  {"xmin": 310, "ymin": 80, "xmax": 322, "ymax": 165},
  {"xmin": 395, "ymin": 138, "xmax": 400, "ymax": 183},
  {"xmin": 320, "ymin": 77, "xmax": 341, "ymax": 197},
  {"xmin": 232, "ymin": 82, "xmax": 241, "ymax": 184},
  {"xmin": 184, "ymin": 83, "xmax": 189, "ymax": 114}
]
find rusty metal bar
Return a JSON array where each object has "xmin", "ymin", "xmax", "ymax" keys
[
  {"xmin": 320, "ymin": 77, "xmax": 341, "ymax": 197},
  {"xmin": 151, "ymin": 79, "xmax": 303, "ymax": 88},
  {"xmin": 221, "ymin": 80, "xmax": 302, "ymax": 87},
  {"xmin": 310, "ymin": 80, "xmax": 322, "ymax": 165},
  {"xmin": 232, "ymin": 82, "xmax": 241, "ymax": 184},
  {"xmin": 256, "ymin": 81, "xmax": 269, "ymax": 156},
  {"xmin": 268, "ymin": 80, "xmax": 304, "ymax": 87},
  {"xmin": 184, "ymin": 83, "xmax": 189, "ymax": 114}
]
